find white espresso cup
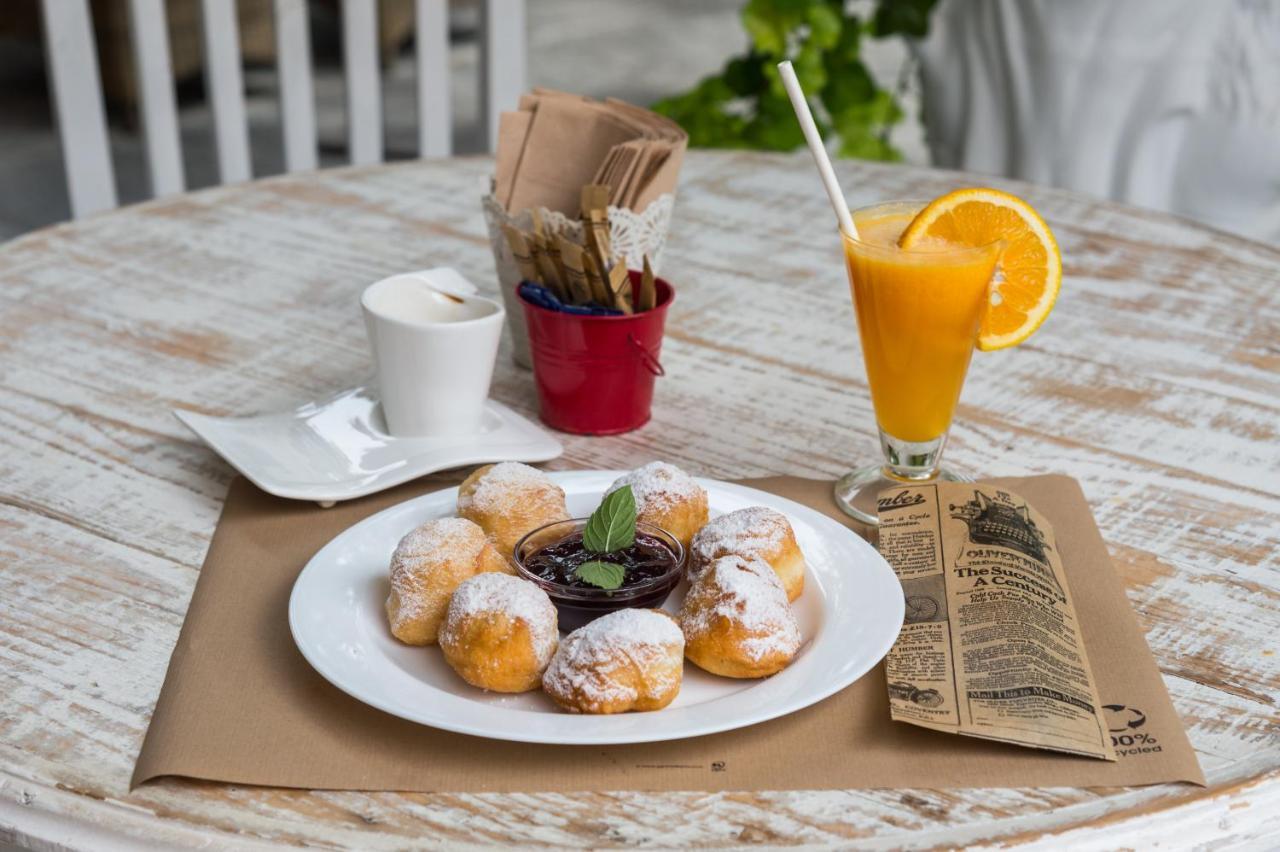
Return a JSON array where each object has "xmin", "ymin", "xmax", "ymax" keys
[{"xmin": 361, "ymin": 268, "xmax": 505, "ymax": 437}]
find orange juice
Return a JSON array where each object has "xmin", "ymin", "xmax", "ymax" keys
[{"xmin": 843, "ymin": 202, "xmax": 1001, "ymax": 444}]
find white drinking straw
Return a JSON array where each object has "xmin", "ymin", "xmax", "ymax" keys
[{"xmin": 777, "ymin": 60, "xmax": 859, "ymax": 240}]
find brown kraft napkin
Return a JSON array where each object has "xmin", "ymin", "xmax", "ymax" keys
[
  {"xmin": 132, "ymin": 473, "xmax": 1203, "ymax": 792},
  {"xmin": 496, "ymin": 89, "xmax": 687, "ymax": 215},
  {"xmin": 493, "ymin": 110, "xmax": 532, "ymax": 209},
  {"xmin": 505, "ymin": 98, "xmax": 638, "ymax": 216}
]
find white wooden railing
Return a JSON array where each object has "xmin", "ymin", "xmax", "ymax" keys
[{"xmin": 39, "ymin": 0, "xmax": 527, "ymax": 218}]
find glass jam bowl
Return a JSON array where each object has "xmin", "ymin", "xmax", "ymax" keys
[{"xmin": 513, "ymin": 518, "xmax": 684, "ymax": 631}]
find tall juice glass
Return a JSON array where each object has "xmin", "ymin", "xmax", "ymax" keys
[{"xmin": 833, "ymin": 201, "xmax": 1002, "ymax": 524}]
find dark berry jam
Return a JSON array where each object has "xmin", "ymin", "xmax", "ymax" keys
[
  {"xmin": 520, "ymin": 530, "xmax": 681, "ymax": 631},
  {"xmin": 523, "ymin": 531, "xmax": 677, "ymax": 590}
]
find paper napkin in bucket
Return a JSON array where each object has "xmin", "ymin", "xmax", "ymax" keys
[{"xmin": 483, "ymin": 89, "xmax": 687, "ymax": 366}]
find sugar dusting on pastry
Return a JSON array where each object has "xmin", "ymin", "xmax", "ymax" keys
[
  {"xmin": 441, "ymin": 572, "xmax": 559, "ymax": 668},
  {"xmin": 456, "ymin": 463, "xmax": 570, "ymax": 560},
  {"xmin": 543, "ymin": 609, "xmax": 684, "ymax": 712},
  {"xmin": 690, "ymin": 507, "xmax": 787, "ymax": 566},
  {"xmin": 386, "ymin": 517, "xmax": 506, "ymax": 640},
  {"xmin": 457, "ymin": 461, "xmax": 560, "ymax": 515},
  {"xmin": 606, "ymin": 461, "xmax": 702, "ymax": 514},
  {"xmin": 394, "ymin": 516, "xmax": 483, "ymax": 561},
  {"xmin": 681, "ymin": 555, "xmax": 801, "ymax": 663},
  {"xmin": 688, "ymin": 507, "xmax": 805, "ymax": 602}
]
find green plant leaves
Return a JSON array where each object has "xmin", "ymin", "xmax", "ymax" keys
[
  {"xmin": 575, "ymin": 560, "xmax": 626, "ymax": 591},
  {"xmin": 583, "ymin": 485, "xmax": 637, "ymax": 554},
  {"xmin": 872, "ymin": 0, "xmax": 938, "ymax": 38},
  {"xmin": 786, "ymin": 42, "xmax": 828, "ymax": 94},
  {"xmin": 741, "ymin": 0, "xmax": 797, "ymax": 56},
  {"xmin": 832, "ymin": 89, "xmax": 903, "ymax": 161},
  {"xmin": 651, "ymin": 77, "xmax": 748, "ymax": 150},
  {"xmin": 724, "ymin": 53, "xmax": 767, "ymax": 98},
  {"xmin": 650, "ymin": 0, "xmax": 937, "ymax": 163},
  {"xmin": 749, "ymin": 90, "xmax": 812, "ymax": 150},
  {"xmin": 742, "ymin": 0, "xmax": 842, "ymax": 56},
  {"xmin": 806, "ymin": 3, "xmax": 843, "ymax": 49}
]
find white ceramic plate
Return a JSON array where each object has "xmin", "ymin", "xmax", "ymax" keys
[
  {"xmin": 175, "ymin": 386, "xmax": 562, "ymax": 503},
  {"xmin": 289, "ymin": 471, "xmax": 904, "ymax": 745}
]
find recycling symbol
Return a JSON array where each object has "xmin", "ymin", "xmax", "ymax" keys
[{"xmin": 1103, "ymin": 704, "xmax": 1146, "ymax": 733}]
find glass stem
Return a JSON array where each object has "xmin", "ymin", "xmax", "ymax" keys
[{"xmin": 879, "ymin": 428, "xmax": 947, "ymax": 481}]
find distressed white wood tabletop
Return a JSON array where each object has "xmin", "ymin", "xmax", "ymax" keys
[{"xmin": 1, "ymin": 151, "xmax": 1278, "ymax": 849}]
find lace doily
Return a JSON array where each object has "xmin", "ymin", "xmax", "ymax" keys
[{"xmin": 481, "ymin": 191, "xmax": 676, "ymax": 367}]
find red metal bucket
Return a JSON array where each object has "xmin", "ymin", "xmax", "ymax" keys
[{"xmin": 520, "ymin": 271, "xmax": 673, "ymax": 435}]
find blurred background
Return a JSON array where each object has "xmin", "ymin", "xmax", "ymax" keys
[{"xmin": 3, "ymin": 0, "xmax": 1277, "ymax": 243}]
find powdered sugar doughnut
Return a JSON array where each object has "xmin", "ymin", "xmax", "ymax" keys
[
  {"xmin": 679, "ymin": 554, "xmax": 801, "ymax": 678},
  {"xmin": 542, "ymin": 609, "xmax": 685, "ymax": 714},
  {"xmin": 689, "ymin": 507, "xmax": 805, "ymax": 601},
  {"xmin": 385, "ymin": 517, "xmax": 510, "ymax": 646},
  {"xmin": 605, "ymin": 461, "xmax": 707, "ymax": 552},
  {"xmin": 439, "ymin": 573, "xmax": 558, "ymax": 693},
  {"xmin": 457, "ymin": 462, "xmax": 570, "ymax": 562}
]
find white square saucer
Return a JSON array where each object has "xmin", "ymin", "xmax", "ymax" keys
[{"xmin": 175, "ymin": 386, "xmax": 563, "ymax": 504}]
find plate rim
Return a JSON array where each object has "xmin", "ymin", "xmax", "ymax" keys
[{"xmin": 288, "ymin": 470, "xmax": 904, "ymax": 744}]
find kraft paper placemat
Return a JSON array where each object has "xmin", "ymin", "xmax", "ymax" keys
[{"xmin": 132, "ymin": 473, "xmax": 1203, "ymax": 791}]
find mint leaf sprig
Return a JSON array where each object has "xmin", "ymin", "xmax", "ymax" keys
[
  {"xmin": 576, "ymin": 560, "xmax": 625, "ymax": 591},
  {"xmin": 575, "ymin": 485, "xmax": 638, "ymax": 590},
  {"xmin": 583, "ymin": 485, "xmax": 636, "ymax": 553}
]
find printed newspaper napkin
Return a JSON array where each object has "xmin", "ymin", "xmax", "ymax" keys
[
  {"xmin": 878, "ymin": 481, "xmax": 1117, "ymax": 760},
  {"xmin": 132, "ymin": 473, "xmax": 1202, "ymax": 792}
]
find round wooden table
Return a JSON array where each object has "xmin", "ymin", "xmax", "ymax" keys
[{"xmin": 2, "ymin": 151, "xmax": 1277, "ymax": 849}]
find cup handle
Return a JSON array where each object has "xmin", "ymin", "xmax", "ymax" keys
[{"xmin": 629, "ymin": 334, "xmax": 665, "ymax": 377}]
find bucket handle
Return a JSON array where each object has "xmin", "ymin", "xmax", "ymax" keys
[{"xmin": 628, "ymin": 334, "xmax": 665, "ymax": 377}]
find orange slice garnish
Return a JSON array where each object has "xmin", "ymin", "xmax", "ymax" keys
[{"xmin": 898, "ymin": 188, "xmax": 1062, "ymax": 351}]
